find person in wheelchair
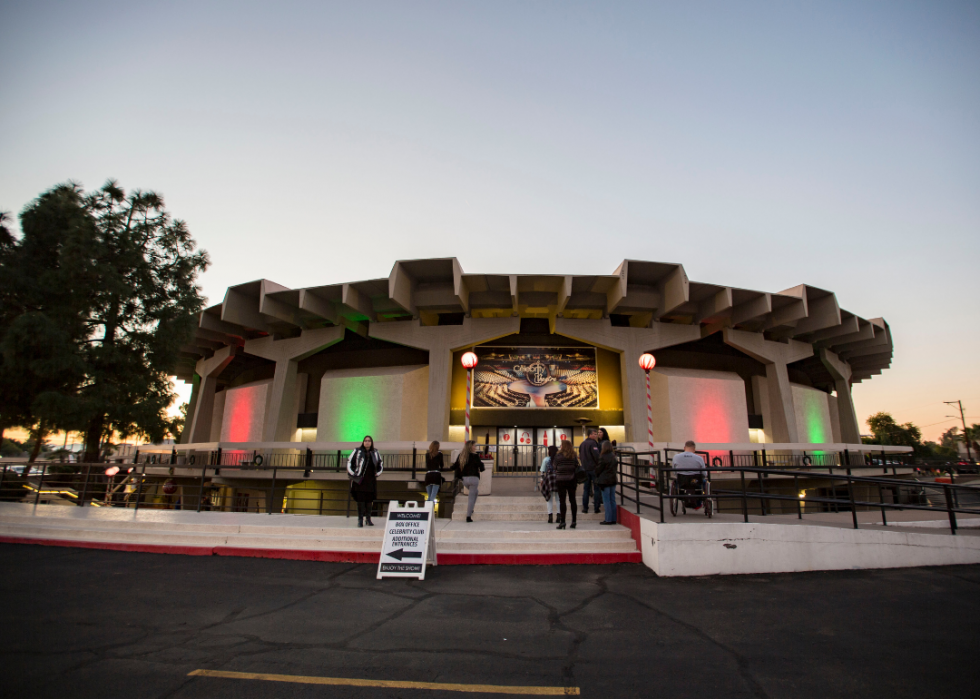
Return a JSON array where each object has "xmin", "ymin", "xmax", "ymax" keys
[{"xmin": 671, "ymin": 440, "xmax": 706, "ymax": 510}]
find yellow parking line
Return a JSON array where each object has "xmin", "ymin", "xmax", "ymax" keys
[{"xmin": 188, "ymin": 669, "xmax": 580, "ymax": 695}]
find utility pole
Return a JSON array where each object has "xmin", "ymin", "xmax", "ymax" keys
[{"xmin": 945, "ymin": 400, "xmax": 973, "ymax": 462}]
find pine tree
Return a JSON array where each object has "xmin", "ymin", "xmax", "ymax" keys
[
  {"xmin": 0, "ymin": 181, "xmax": 209, "ymax": 462},
  {"xmin": 0, "ymin": 186, "xmax": 96, "ymax": 460},
  {"xmin": 79, "ymin": 182, "xmax": 209, "ymax": 460}
]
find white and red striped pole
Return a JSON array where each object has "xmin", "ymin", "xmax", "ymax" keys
[
  {"xmin": 465, "ymin": 370, "xmax": 472, "ymax": 441},
  {"xmin": 645, "ymin": 370, "xmax": 654, "ymax": 451},
  {"xmin": 639, "ymin": 353, "xmax": 657, "ymax": 489},
  {"xmin": 461, "ymin": 352, "xmax": 479, "ymax": 442},
  {"xmin": 639, "ymin": 353, "xmax": 657, "ymax": 452}
]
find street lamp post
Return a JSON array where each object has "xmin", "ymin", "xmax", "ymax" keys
[
  {"xmin": 461, "ymin": 352, "xmax": 479, "ymax": 442},
  {"xmin": 638, "ymin": 353, "xmax": 656, "ymax": 452}
]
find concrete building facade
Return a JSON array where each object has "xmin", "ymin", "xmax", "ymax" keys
[{"xmin": 177, "ymin": 259, "xmax": 893, "ymax": 448}]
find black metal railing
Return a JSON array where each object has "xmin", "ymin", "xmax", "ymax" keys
[
  {"xmin": 614, "ymin": 450, "xmax": 980, "ymax": 535},
  {"xmin": 0, "ymin": 460, "xmax": 457, "ymax": 519},
  {"xmin": 492, "ymin": 445, "xmax": 544, "ymax": 475},
  {"xmin": 130, "ymin": 448, "xmax": 450, "ymax": 479}
]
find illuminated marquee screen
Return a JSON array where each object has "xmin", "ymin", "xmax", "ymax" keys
[{"xmin": 472, "ymin": 347, "xmax": 598, "ymax": 409}]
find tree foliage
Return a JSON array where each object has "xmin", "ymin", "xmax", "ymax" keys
[
  {"xmin": 79, "ymin": 182, "xmax": 209, "ymax": 459},
  {"xmin": 0, "ymin": 186, "xmax": 97, "ymax": 457},
  {"xmin": 941, "ymin": 425, "xmax": 980, "ymax": 459},
  {"xmin": 866, "ymin": 412, "xmax": 925, "ymax": 452},
  {"xmin": 0, "ymin": 181, "xmax": 209, "ymax": 462}
]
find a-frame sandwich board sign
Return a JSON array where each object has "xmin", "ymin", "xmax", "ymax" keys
[{"xmin": 377, "ymin": 500, "xmax": 437, "ymax": 580}]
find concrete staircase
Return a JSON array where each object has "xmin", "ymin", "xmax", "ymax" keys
[
  {"xmin": 0, "ymin": 501, "xmax": 641, "ymax": 564},
  {"xmin": 0, "ymin": 507, "xmax": 386, "ymax": 552},
  {"xmin": 452, "ymin": 495, "xmax": 608, "ymax": 522}
]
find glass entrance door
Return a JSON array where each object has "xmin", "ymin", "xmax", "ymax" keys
[
  {"xmin": 496, "ymin": 427, "xmax": 572, "ymax": 473},
  {"xmin": 534, "ymin": 428, "xmax": 573, "ymax": 462}
]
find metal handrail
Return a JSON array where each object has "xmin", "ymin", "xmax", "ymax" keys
[
  {"xmin": 0, "ymin": 460, "xmax": 459, "ymax": 518},
  {"xmin": 613, "ymin": 456, "xmax": 980, "ymax": 535}
]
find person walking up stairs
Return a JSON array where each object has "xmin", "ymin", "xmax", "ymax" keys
[{"xmin": 553, "ymin": 441, "xmax": 580, "ymax": 529}]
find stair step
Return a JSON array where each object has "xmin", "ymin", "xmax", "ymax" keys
[
  {"xmin": 1, "ymin": 524, "xmax": 635, "ymax": 555},
  {"xmin": 438, "ymin": 528, "xmax": 631, "ymax": 540},
  {"xmin": 0, "ymin": 514, "xmax": 389, "ymax": 538},
  {"xmin": 0, "ymin": 523, "xmax": 385, "ymax": 547},
  {"xmin": 437, "ymin": 540, "xmax": 637, "ymax": 553},
  {"xmin": 453, "ymin": 512, "xmax": 609, "ymax": 522}
]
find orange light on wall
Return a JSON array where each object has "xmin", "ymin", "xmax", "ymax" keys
[{"xmin": 638, "ymin": 353, "xmax": 656, "ymax": 371}]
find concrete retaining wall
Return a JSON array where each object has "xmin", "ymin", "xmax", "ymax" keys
[{"xmin": 637, "ymin": 517, "xmax": 980, "ymax": 577}]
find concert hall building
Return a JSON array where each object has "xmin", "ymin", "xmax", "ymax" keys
[{"xmin": 177, "ymin": 258, "xmax": 893, "ymax": 449}]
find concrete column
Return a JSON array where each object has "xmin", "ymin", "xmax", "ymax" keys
[
  {"xmin": 181, "ymin": 376, "xmax": 200, "ymax": 444},
  {"xmin": 553, "ymin": 318, "xmax": 700, "ymax": 442},
  {"xmin": 369, "ymin": 317, "xmax": 521, "ymax": 441},
  {"xmin": 723, "ymin": 329, "xmax": 813, "ymax": 444},
  {"xmin": 266, "ymin": 360, "xmax": 299, "ymax": 442},
  {"xmin": 764, "ymin": 361, "xmax": 800, "ymax": 444},
  {"xmin": 425, "ymin": 345, "xmax": 453, "ymax": 442},
  {"xmin": 182, "ymin": 346, "xmax": 236, "ymax": 444},
  {"xmin": 819, "ymin": 348, "xmax": 861, "ymax": 444},
  {"xmin": 244, "ymin": 326, "xmax": 345, "ymax": 442}
]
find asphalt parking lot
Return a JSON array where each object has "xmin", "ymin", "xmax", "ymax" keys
[{"xmin": 1, "ymin": 544, "xmax": 978, "ymax": 699}]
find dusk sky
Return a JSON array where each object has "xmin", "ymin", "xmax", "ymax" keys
[{"xmin": 2, "ymin": 1, "xmax": 977, "ymax": 441}]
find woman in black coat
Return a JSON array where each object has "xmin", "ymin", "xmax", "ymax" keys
[
  {"xmin": 594, "ymin": 441, "xmax": 619, "ymax": 525},
  {"xmin": 596, "ymin": 427, "xmax": 617, "ymax": 448},
  {"xmin": 553, "ymin": 440, "xmax": 579, "ymax": 530},
  {"xmin": 347, "ymin": 435, "xmax": 384, "ymax": 527},
  {"xmin": 453, "ymin": 440, "xmax": 484, "ymax": 523},
  {"xmin": 424, "ymin": 440, "xmax": 446, "ymax": 503}
]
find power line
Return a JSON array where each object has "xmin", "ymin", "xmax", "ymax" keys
[
  {"xmin": 944, "ymin": 400, "xmax": 974, "ymax": 461},
  {"xmin": 919, "ymin": 418, "xmax": 959, "ymax": 429}
]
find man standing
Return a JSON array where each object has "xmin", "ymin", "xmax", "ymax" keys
[
  {"xmin": 671, "ymin": 440, "xmax": 706, "ymax": 510},
  {"xmin": 578, "ymin": 428, "xmax": 601, "ymax": 514}
]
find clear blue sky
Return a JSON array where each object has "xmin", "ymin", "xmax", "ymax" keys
[{"xmin": 2, "ymin": 1, "xmax": 978, "ymax": 440}]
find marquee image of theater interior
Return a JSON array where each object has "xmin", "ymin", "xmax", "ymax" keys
[{"xmin": 176, "ymin": 258, "xmax": 893, "ymax": 454}]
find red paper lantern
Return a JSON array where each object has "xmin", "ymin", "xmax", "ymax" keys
[
  {"xmin": 162, "ymin": 479, "xmax": 177, "ymax": 495},
  {"xmin": 638, "ymin": 353, "xmax": 656, "ymax": 372},
  {"xmin": 461, "ymin": 351, "xmax": 479, "ymax": 369}
]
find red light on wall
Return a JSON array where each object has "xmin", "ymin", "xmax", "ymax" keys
[
  {"xmin": 639, "ymin": 353, "xmax": 656, "ymax": 371},
  {"xmin": 461, "ymin": 352, "xmax": 479, "ymax": 369}
]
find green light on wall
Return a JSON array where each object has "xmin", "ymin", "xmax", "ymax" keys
[
  {"xmin": 801, "ymin": 390, "xmax": 829, "ymax": 455},
  {"xmin": 336, "ymin": 377, "xmax": 379, "ymax": 441}
]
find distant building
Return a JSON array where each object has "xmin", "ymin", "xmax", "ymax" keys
[{"xmin": 175, "ymin": 258, "xmax": 893, "ymax": 447}]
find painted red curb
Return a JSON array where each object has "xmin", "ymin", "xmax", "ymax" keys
[
  {"xmin": 437, "ymin": 552, "xmax": 643, "ymax": 565},
  {"xmin": 617, "ymin": 506, "xmax": 643, "ymax": 551},
  {"xmin": 212, "ymin": 546, "xmax": 380, "ymax": 563},
  {"xmin": 0, "ymin": 535, "xmax": 214, "ymax": 556},
  {"xmin": 0, "ymin": 536, "xmax": 642, "ymax": 565}
]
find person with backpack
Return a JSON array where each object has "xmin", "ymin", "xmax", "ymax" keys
[
  {"xmin": 554, "ymin": 440, "xmax": 580, "ymax": 530},
  {"xmin": 347, "ymin": 435, "xmax": 384, "ymax": 527},
  {"xmin": 453, "ymin": 440, "xmax": 485, "ymax": 523},
  {"xmin": 423, "ymin": 441, "xmax": 446, "ymax": 503},
  {"xmin": 539, "ymin": 444, "xmax": 559, "ymax": 524},
  {"xmin": 578, "ymin": 428, "xmax": 601, "ymax": 515},
  {"xmin": 594, "ymin": 441, "xmax": 619, "ymax": 524}
]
